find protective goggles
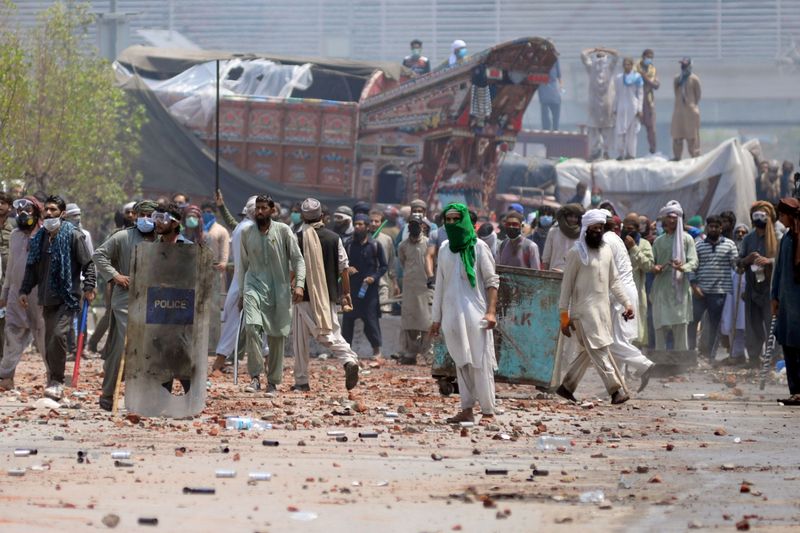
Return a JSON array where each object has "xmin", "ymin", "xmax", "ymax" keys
[
  {"xmin": 152, "ymin": 212, "xmax": 178, "ymax": 223},
  {"xmin": 12, "ymin": 199, "xmax": 34, "ymax": 210},
  {"xmin": 751, "ymin": 211, "xmax": 768, "ymax": 222}
]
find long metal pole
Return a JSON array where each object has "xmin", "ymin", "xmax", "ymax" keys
[{"xmin": 215, "ymin": 59, "xmax": 220, "ymax": 193}]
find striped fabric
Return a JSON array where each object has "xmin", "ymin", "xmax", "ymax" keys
[{"xmin": 691, "ymin": 237, "xmax": 738, "ymax": 294}]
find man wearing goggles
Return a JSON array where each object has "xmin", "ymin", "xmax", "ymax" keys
[{"xmin": 154, "ymin": 204, "xmax": 191, "ymax": 244}]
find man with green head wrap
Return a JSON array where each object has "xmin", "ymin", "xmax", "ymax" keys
[
  {"xmin": 430, "ymin": 203, "xmax": 500, "ymax": 424},
  {"xmin": 92, "ymin": 200, "xmax": 158, "ymax": 410}
]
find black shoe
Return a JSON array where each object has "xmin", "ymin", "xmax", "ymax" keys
[
  {"xmin": 398, "ymin": 355, "xmax": 417, "ymax": 365},
  {"xmin": 98, "ymin": 397, "xmax": 113, "ymax": 412},
  {"xmin": 555, "ymin": 384, "xmax": 577, "ymax": 403},
  {"xmin": 290, "ymin": 383, "xmax": 310, "ymax": 392},
  {"xmin": 266, "ymin": 383, "xmax": 278, "ymax": 394},
  {"xmin": 611, "ymin": 390, "xmax": 630, "ymax": 405},
  {"xmin": 345, "ymin": 362, "xmax": 359, "ymax": 390},
  {"xmin": 637, "ymin": 365, "xmax": 655, "ymax": 393}
]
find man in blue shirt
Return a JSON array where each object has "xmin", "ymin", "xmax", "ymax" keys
[{"xmin": 538, "ymin": 55, "xmax": 562, "ymax": 131}]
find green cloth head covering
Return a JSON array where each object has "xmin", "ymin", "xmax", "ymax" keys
[
  {"xmin": 443, "ymin": 203, "xmax": 477, "ymax": 288},
  {"xmin": 135, "ymin": 199, "xmax": 158, "ymax": 214},
  {"xmin": 687, "ymin": 215, "xmax": 703, "ymax": 228}
]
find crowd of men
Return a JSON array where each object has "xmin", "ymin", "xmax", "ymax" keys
[{"xmin": 0, "ymin": 185, "xmax": 798, "ymax": 416}]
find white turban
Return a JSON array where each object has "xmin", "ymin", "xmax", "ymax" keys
[
  {"xmin": 658, "ymin": 200, "xmax": 686, "ymax": 302},
  {"xmin": 449, "ymin": 39, "xmax": 467, "ymax": 66},
  {"xmin": 575, "ymin": 208, "xmax": 608, "ymax": 265},
  {"xmin": 243, "ymin": 195, "xmax": 257, "ymax": 220}
]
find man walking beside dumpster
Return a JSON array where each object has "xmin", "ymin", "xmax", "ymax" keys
[
  {"xmin": 556, "ymin": 209, "xmax": 632, "ymax": 405},
  {"xmin": 92, "ymin": 200, "xmax": 157, "ymax": 410},
  {"xmin": 238, "ymin": 195, "xmax": 305, "ymax": 394},
  {"xmin": 20, "ymin": 195, "xmax": 96, "ymax": 401},
  {"xmin": 430, "ymin": 203, "xmax": 499, "ymax": 424},
  {"xmin": 542, "ymin": 203, "xmax": 584, "ymax": 271}
]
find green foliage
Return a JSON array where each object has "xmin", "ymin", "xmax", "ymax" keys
[{"xmin": 0, "ymin": 1, "xmax": 145, "ymax": 233}]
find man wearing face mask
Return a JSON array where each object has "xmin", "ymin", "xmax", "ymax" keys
[
  {"xmin": 738, "ymin": 202, "xmax": 779, "ymax": 367},
  {"xmin": 19, "ymin": 195, "xmax": 96, "ymax": 401},
  {"xmin": 289, "ymin": 202, "xmax": 303, "ymax": 233},
  {"xmin": 581, "ymin": 46, "xmax": 619, "ymax": 160},
  {"xmin": 613, "ymin": 57, "xmax": 643, "ymax": 160},
  {"xmin": 0, "ymin": 197, "xmax": 46, "ymax": 392},
  {"xmin": 529, "ymin": 207, "xmax": 555, "ymax": 256},
  {"xmin": 542, "ymin": 203, "xmax": 585, "ymax": 271},
  {"xmin": 92, "ymin": 200, "xmax": 157, "ymax": 410},
  {"xmin": 622, "ymin": 213, "xmax": 654, "ymax": 347},
  {"xmin": 447, "ymin": 39, "xmax": 468, "ymax": 67},
  {"xmin": 671, "ymin": 57, "xmax": 702, "ymax": 160},
  {"xmin": 201, "ymin": 202, "xmax": 230, "ymax": 273},
  {"xmin": 397, "ymin": 214, "xmax": 433, "ymax": 365},
  {"xmin": 0, "ymin": 192, "xmax": 16, "ymax": 369},
  {"xmin": 497, "ymin": 211, "xmax": 540, "ymax": 269},
  {"xmin": 635, "ymin": 49, "xmax": 660, "ymax": 154},
  {"xmin": 403, "ymin": 39, "xmax": 431, "ymax": 76},
  {"xmin": 332, "ymin": 205, "xmax": 354, "ymax": 245},
  {"xmin": 181, "ymin": 204, "xmax": 206, "ymax": 245}
]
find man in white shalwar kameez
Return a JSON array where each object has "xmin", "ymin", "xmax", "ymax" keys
[
  {"xmin": 556, "ymin": 209, "xmax": 633, "ymax": 405},
  {"xmin": 431, "ymin": 203, "xmax": 499, "ymax": 424},
  {"xmin": 613, "ymin": 58, "xmax": 644, "ymax": 160},
  {"xmin": 581, "ymin": 47, "xmax": 619, "ymax": 160},
  {"xmin": 601, "ymin": 213, "xmax": 655, "ymax": 392}
]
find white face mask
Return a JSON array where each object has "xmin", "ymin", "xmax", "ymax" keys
[{"xmin": 43, "ymin": 217, "xmax": 62, "ymax": 232}]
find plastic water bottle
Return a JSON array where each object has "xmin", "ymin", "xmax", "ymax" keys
[
  {"xmin": 536, "ymin": 436, "xmax": 570, "ymax": 451},
  {"xmin": 225, "ymin": 417, "xmax": 252, "ymax": 430},
  {"xmin": 579, "ymin": 490, "xmax": 605, "ymax": 503},
  {"xmin": 358, "ymin": 282, "xmax": 368, "ymax": 299}
]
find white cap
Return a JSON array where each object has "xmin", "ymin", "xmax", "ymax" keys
[{"xmin": 451, "ymin": 39, "xmax": 466, "ymax": 52}]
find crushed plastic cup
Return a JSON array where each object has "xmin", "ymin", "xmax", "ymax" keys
[
  {"xmin": 579, "ymin": 490, "xmax": 605, "ymax": 503},
  {"xmin": 537, "ymin": 436, "xmax": 570, "ymax": 451}
]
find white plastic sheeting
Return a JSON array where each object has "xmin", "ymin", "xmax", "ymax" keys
[
  {"xmin": 115, "ymin": 58, "xmax": 313, "ymax": 131},
  {"xmin": 555, "ymin": 138, "xmax": 758, "ymax": 223}
]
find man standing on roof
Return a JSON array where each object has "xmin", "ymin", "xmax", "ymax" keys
[
  {"xmin": 448, "ymin": 40, "xmax": 468, "ymax": 67},
  {"xmin": 403, "ymin": 39, "xmax": 431, "ymax": 76},
  {"xmin": 635, "ymin": 49, "xmax": 660, "ymax": 154},
  {"xmin": 581, "ymin": 46, "xmax": 619, "ymax": 160},
  {"xmin": 613, "ymin": 57, "xmax": 643, "ymax": 160},
  {"xmin": 671, "ymin": 57, "xmax": 702, "ymax": 160}
]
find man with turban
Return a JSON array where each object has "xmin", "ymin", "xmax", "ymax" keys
[
  {"xmin": 556, "ymin": 209, "xmax": 632, "ymax": 404},
  {"xmin": 238, "ymin": 196, "xmax": 305, "ymax": 394},
  {"xmin": 621, "ymin": 212, "xmax": 654, "ymax": 347},
  {"xmin": 430, "ymin": 203, "xmax": 500, "ymax": 424},
  {"xmin": 341, "ymin": 213, "xmax": 387, "ymax": 358},
  {"xmin": 542, "ymin": 203, "xmax": 585, "ymax": 271},
  {"xmin": 0, "ymin": 196, "xmax": 46, "ymax": 391},
  {"xmin": 651, "ymin": 200, "xmax": 698, "ymax": 351},
  {"xmin": 291, "ymin": 198, "xmax": 360, "ymax": 392},
  {"xmin": 738, "ymin": 201, "xmax": 779, "ymax": 367},
  {"xmin": 92, "ymin": 200, "xmax": 158, "ymax": 410},
  {"xmin": 772, "ymin": 198, "xmax": 800, "ymax": 400}
]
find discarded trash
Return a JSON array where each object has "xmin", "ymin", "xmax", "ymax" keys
[
  {"xmin": 183, "ymin": 487, "xmax": 215, "ymax": 495},
  {"xmin": 537, "ymin": 436, "xmax": 570, "ymax": 451},
  {"xmin": 138, "ymin": 517, "xmax": 158, "ymax": 526},
  {"xmin": 216, "ymin": 446, "xmax": 230, "ymax": 453},
  {"xmin": 114, "ymin": 461, "xmax": 134, "ymax": 468},
  {"xmin": 375, "ymin": 480, "xmax": 389, "ymax": 487},
  {"xmin": 531, "ymin": 468, "xmax": 549, "ymax": 477},
  {"xmin": 459, "ymin": 421, "xmax": 474, "ymax": 428},
  {"xmin": 733, "ymin": 437, "xmax": 742, "ymax": 444},
  {"xmin": 431, "ymin": 453, "xmax": 443, "ymax": 461},
  {"xmin": 327, "ymin": 430, "xmax": 345, "ymax": 436},
  {"xmin": 14, "ymin": 449, "xmax": 35, "ymax": 457},
  {"xmin": 358, "ymin": 432, "xmax": 378, "ymax": 438},
  {"xmin": 76, "ymin": 450, "xmax": 87, "ymax": 464},
  {"xmin": 226, "ymin": 417, "xmax": 252, "ymax": 430},
  {"xmin": 289, "ymin": 511, "xmax": 318, "ymax": 522},
  {"xmin": 111, "ymin": 451, "xmax": 131, "ymax": 460},
  {"xmin": 102, "ymin": 513, "xmax": 120, "ymax": 528},
  {"xmin": 34, "ymin": 398, "xmax": 60, "ymax": 409},
  {"xmin": 262, "ymin": 440, "xmax": 280, "ymax": 447},
  {"xmin": 485, "ymin": 468, "xmax": 508, "ymax": 475},
  {"xmin": 29, "ymin": 464, "xmax": 50, "ymax": 471},
  {"xmin": 335, "ymin": 436, "xmax": 348, "ymax": 442},
  {"xmin": 7, "ymin": 468, "xmax": 25, "ymax": 477},
  {"xmin": 691, "ymin": 394, "xmax": 707, "ymax": 400},
  {"xmin": 215, "ymin": 469, "xmax": 236, "ymax": 478},
  {"xmin": 579, "ymin": 490, "xmax": 605, "ymax": 504},
  {"xmin": 618, "ymin": 476, "xmax": 632, "ymax": 489},
  {"xmin": 248, "ymin": 472, "xmax": 272, "ymax": 481},
  {"xmin": 385, "ymin": 411, "xmax": 399, "ymax": 418}
]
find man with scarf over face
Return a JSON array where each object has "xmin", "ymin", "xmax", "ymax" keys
[
  {"xmin": 20, "ymin": 195, "xmax": 96, "ymax": 401},
  {"xmin": 92, "ymin": 200, "xmax": 157, "ymax": 410},
  {"xmin": 622, "ymin": 213, "xmax": 654, "ymax": 347},
  {"xmin": 497, "ymin": 211, "xmax": 540, "ymax": 269},
  {"xmin": 397, "ymin": 214, "xmax": 433, "ymax": 365},
  {"xmin": 581, "ymin": 47, "xmax": 619, "ymax": 160},
  {"xmin": 430, "ymin": 203, "xmax": 499, "ymax": 424},
  {"xmin": 651, "ymin": 200, "xmax": 698, "ymax": 351},
  {"xmin": 772, "ymin": 198, "xmax": 800, "ymax": 400},
  {"xmin": 613, "ymin": 57, "xmax": 643, "ymax": 160},
  {"xmin": 738, "ymin": 201, "xmax": 780, "ymax": 367},
  {"xmin": 556, "ymin": 209, "xmax": 632, "ymax": 405},
  {"xmin": 671, "ymin": 57, "xmax": 702, "ymax": 160},
  {"xmin": 291, "ymin": 198, "xmax": 360, "ymax": 392},
  {"xmin": 0, "ymin": 197, "xmax": 47, "ymax": 391},
  {"xmin": 542, "ymin": 203, "xmax": 585, "ymax": 271}
]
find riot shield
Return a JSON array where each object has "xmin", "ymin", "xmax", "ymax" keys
[{"xmin": 124, "ymin": 242, "xmax": 213, "ymax": 417}]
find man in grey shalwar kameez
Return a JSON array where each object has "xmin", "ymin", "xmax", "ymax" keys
[
  {"xmin": 581, "ymin": 47, "xmax": 619, "ymax": 160},
  {"xmin": 397, "ymin": 214, "xmax": 432, "ymax": 365}
]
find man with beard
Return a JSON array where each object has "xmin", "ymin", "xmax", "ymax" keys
[
  {"xmin": 238, "ymin": 196, "xmax": 305, "ymax": 394},
  {"xmin": 651, "ymin": 200, "xmax": 698, "ymax": 351},
  {"xmin": 0, "ymin": 197, "xmax": 46, "ymax": 391},
  {"xmin": 556, "ymin": 209, "xmax": 632, "ymax": 404},
  {"xmin": 719, "ymin": 211, "xmax": 737, "ymax": 241},
  {"xmin": 542, "ymin": 203, "xmax": 585, "ymax": 271},
  {"xmin": 342, "ymin": 214, "xmax": 387, "ymax": 358},
  {"xmin": 430, "ymin": 203, "xmax": 499, "ymax": 424},
  {"xmin": 688, "ymin": 215, "xmax": 738, "ymax": 361},
  {"xmin": 581, "ymin": 47, "xmax": 619, "ymax": 160},
  {"xmin": 497, "ymin": 211, "xmax": 540, "ymax": 269},
  {"xmin": 92, "ymin": 200, "xmax": 157, "ymax": 410},
  {"xmin": 529, "ymin": 207, "xmax": 555, "ymax": 255},
  {"xmin": 153, "ymin": 203, "xmax": 192, "ymax": 244},
  {"xmin": 397, "ymin": 214, "xmax": 433, "ymax": 365},
  {"xmin": 772, "ymin": 198, "xmax": 800, "ymax": 401},
  {"xmin": 211, "ymin": 196, "xmax": 257, "ymax": 374},
  {"xmin": 333, "ymin": 206, "xmax": 354, "ymax": 244},
  {"xmin": 602, "ymin": 212, "xmax": 655, "ymax": 391},
  {"xmin": 369, "ymin": 209, "xmax": 397, "ymax": 314},
  {"xmin": 291, "ymin": 198, "xmax": 360, "ymax": 392},
  {"xmin": 738, "ymin": 202, "xmax": 779, "ymax": 367},
  {"xmin": 19, "ymin": 195, "xmax": 96, "ymax": 401},
  {"xmin": 622, "ymin": 213, "xmax": 654, "ymax": 347}
]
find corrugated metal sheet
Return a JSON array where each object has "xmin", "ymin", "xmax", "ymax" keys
[{"xmin": 9, "ymin": 1, "xmax": 800, "ymax": 64}]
